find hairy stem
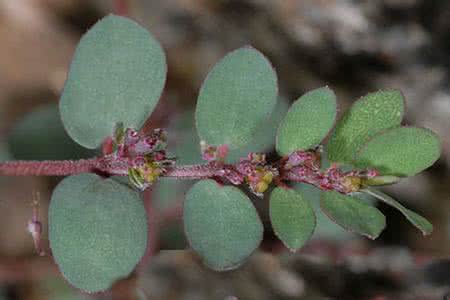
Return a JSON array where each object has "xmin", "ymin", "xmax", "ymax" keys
[
  {"xmin": 164, "ymin": 164, "xmax": 221, "ymax": 179},
  {"xmin": 0, "ymin": 159, "xmax": 98, "ymax": 176},
  {"xmin": 0, "ymin": 159, "xmax": 222, "ymax": 178},
  {"xmin": 0, "ymin": 157, "xmax": 360, "ymax": 194}
]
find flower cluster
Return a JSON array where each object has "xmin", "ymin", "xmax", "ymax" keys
[
  {"xmin": 113, "ymin": 125, "xmax": 174, "ymax": 190},
  {"xmin": 322, "ymin": 165, "xmax": 379, "ymax": 193},
  {"xmin": 284, "ymin": 149, "xmax": 380, "ymax": 193},
  {"xmin": 199, "ymin": 142, "xmax": 277, "ymax": 196},
  {"xmin": 235, "ymin": 153, "xmax": 277, "ymax": 196}
]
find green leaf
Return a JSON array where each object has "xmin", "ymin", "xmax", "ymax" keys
[
  {"xmin": 327, "ymin": 90, "xmax": 404, "ymax": 164},
  {"xmin": 269, "ymin": 187, "xmax": 316, "ymax": 251},
  {"xmin": 276, "ymin": 87, "xmax": 336, "ymax": 156},
  {"xmin": 320, "ymin": 191, "xmax": 386, "ymax": 239},
  {"xmin": 195, "ymin": 47, "xmax": 278, "ymax": 149},
  {"xmin": 362, "ymin": 187, "xmax": 433, "ymax": 235},
  {"xmin": 294, "ymin": 183, "xmax": 353, "ymax": 240},
  {"xmin": 354, "ymin": 127, "xmax": 441, "ymax": 177},
  {"xmin": 8, "ymin": 104, "xmax": 96, "ymax": 160},
  {"xmin": 60, "ymin": 15, "xmax": 167, "ymax": 149},
  {"xmin": 167, "ymin": 110, "xmax": 203, "ymax": 165},
  {"xmin": 49, "ymin": 174, "xmax": 148, "ymax": 293},
  {"xmin": 183, "ymin": 180, "xmax": 263, "ymax": 270},
  {"xmin": 361, "ymin": 175, "xmax": 401, "ymax": 186},
  {"xmin": 226, "ymin": 96, "xmax": 289, "ymax": 162},
  {"xmin": 170, "ymin": 97, "xmax": 288, "ymax": 164}
]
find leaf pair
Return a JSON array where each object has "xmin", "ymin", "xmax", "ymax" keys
[
  {"xmin": 50, "ymin": 15, "xmax": 166, "ymax": 293},
  {"xmin": 267, "ymin": 88, "xmax": 438, "ymax": 248},
  {"xmin": 196, "ymin": 62, "xmax": 339, "ymax": 159},
  {"xmin": 270, "ymin": 186, "xmax": 385, "ymax": 249},
  {"xmin": 326, "ymin": 90, "xmax": 440, "ymax": 177},
  {"xmin": 274, "ymin": 87, "xmax": 440, "ymax": 178},
  {"xmin": 286, "ymin": 90, "xmax": 435, "ymax": 238},
  {"xmin": 271, "ymin": 185, "xmax": 432, "ymax": 250},
  {"xmin": 184, "ymin": 181, "xmax": 324, "ymax": 269},
  {"xmin": 320, "ymin": 187, "xmax": 433, "ymax": 238},
  {"xmin": 185, "ymin": 181, "xmax": 381, "ymax": 262}
]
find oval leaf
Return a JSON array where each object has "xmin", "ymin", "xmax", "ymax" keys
[
  {"xmin": 320, "ymin": 191, "xmax": 386, "ymax": 239},
  {"xmin": 294, "ymin": 183, "xmax": 353, "ymax": 240},
  {"xmin": 270, "ymin": 187, "xmax": 316, "ymax": 251},
  {"xmin": 60, "ymin": 15, "xmax": 167, "ymax": 149},
  {"xmin": 362, "ymin": 187, "xmax": 433, "ymax": 235},
  {"xmin": 227, "ymin": 96, "xmax": 289, "ymax": 162},
  {"xmin": 327, "ymin": 90, "xmax": 404, "ymax": 163},
  {"xmin": 354, "ymin": 127, "xmax": 441, "ymax": 177},
  {"xmin": 170, "ymin": 97, "xmax": 288, "ymax": 164},
  {"xmin": 49, "ymin": 174, "xmax": 148, "ymax": 293},
  {"xmin": 183, "ymin": 180, "xmax": 263, "ymax": 270},
  {"xmin": 195, "ymin": 47, "xmax": 278, "ymax": 149},
  {"xmin": 8, "ymin": 104, "xmax": 96, "ymax": 160},
  {"xmin": 276, "ymin": 87, "xmax": 336, "ymax": 156}
]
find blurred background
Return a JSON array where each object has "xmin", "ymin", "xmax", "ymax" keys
[{"xmin": 1, "ymin": 0, "xmax": 450, "ymax": 299}]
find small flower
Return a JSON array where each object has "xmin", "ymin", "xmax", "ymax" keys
[
  {"xmin": 128, "ymin": 168, "xmax": 147, "ymax": 190},
  {"xmin": 200, "ymin": 141, "xmax": 229, "ymax": 162},
  {"xmin": 247, "ymin": 153, "xmax": 266, "ymax": 164},
  {"xmin": 223, "ymin": 166, "xmax": 244, "ymax": 185},
  {"xmin": 128, "ymin": 157, "xmax": 169, "ymax": 190},
  {"xmin": 124, "ymin": 128, "xmax": 139, "ymax": 146},
  {"xmin": 143, "ymin": 161, "xmax": 163, "ymax": 183},
  {"xmin": 113, "ymin": 122, "xmax": 125, "ymax": 145},
  {"xmin": 285, "ymin": 150, "xmax": 320, "ymax": 170},
  {"xmin": 236, "ymin": 153, "xmax": 276, "ymax": 195},
  {"xmin": 341, "ymin": 176, "xmax": 362, "ymax": 193},
  {"xmin": 112, "ymin": 127, "xmax": 174, "ymax": 190},
  {"xmin": 365, "ymin": 169, "xmax": 379, "ymax": 178}
]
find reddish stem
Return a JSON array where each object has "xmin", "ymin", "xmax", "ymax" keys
[
  {"xmin": 114, "ymin": 0, "xmax": 128, "ymax": 16},
  {"xmin": 0, "ymin": 157, "xmax": 358, "ymax": 194},
  {"xmin": 0, "ymin": 159, "xmax": 98, "ymax": 176},
  {"xmin": 164, "ymin": 164, "xmax": 221, "ymax": 179},
  {"xmin": 0, "ymin": 159, "xmax": 220, "ymax": 178}
]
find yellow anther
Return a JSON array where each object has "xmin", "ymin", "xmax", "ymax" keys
[
  {"xmin": 262, "ymin": 172, "xmax": 273, "ymax": 184},
  {"xmin": 342, "ymin": 176, "xmax": 361, "ymax": 193},
  {"xmin": 153, "ymin": 168, "xmax": 162, "ymax": 176},
  {"xmin": 255, "ymin": 181, "xmax": 269, "ymax": 194},
  {"xmin": 146, "ymin": 174, "xmax": 157, "ymax": 183}
]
